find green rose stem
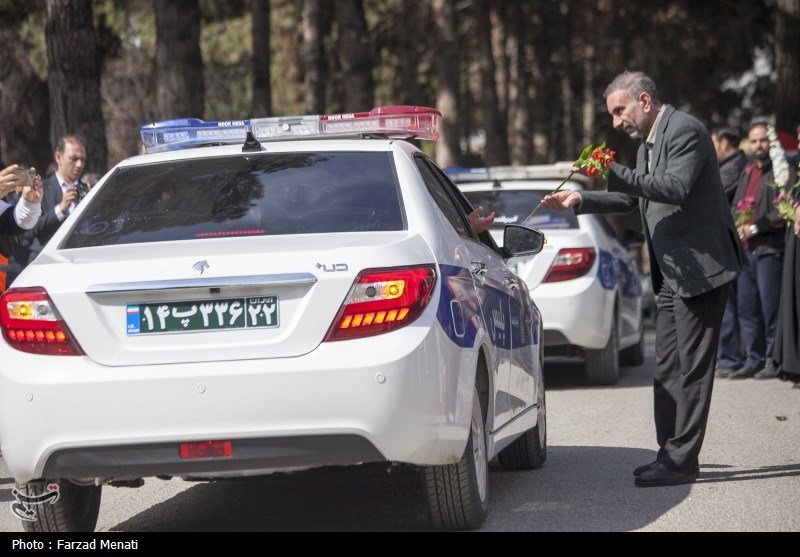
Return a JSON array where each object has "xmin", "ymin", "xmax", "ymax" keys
[{"xmin": 525, "ymin": 171, "xmax": 575, "ymax": 221}]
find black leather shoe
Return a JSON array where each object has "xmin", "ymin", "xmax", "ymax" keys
[
  {"xmin": 634, "ymin": 461, "xmax": 699, "ymax": 477},
  {"xmin": 728, "ymin": 366, "xmax": 762, "ymax": 380},
  {"xmin": 633, "ymin": 461, "xmax": 658, "ymax": 477},
  {"xmin": 635, "ymin": 463, "xmax": 697, "ymax": 487},
  {"xmin": 715, "ymin": 367, "xmax": 739, "ymax": 379},
  {"xmin": 754, "ymin": 365, "xmax": 779, "ymax": 380}
]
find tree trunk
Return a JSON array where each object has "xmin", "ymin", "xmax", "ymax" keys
[
  {"xmin": 431, "ymin": 0, "xmax": 461, "ymax": 168},
  {"xmin": 506, "ymin": 1, "xmax": 532, "ymax": 165},
  {"xmin": 302, "ymin": 0, "xmax": 327, "ymax": 114},
  {"xmin": 581, "ymin": 43, "xmax": 595, "ymax": 147},
  {"xmin": 336, "ymin": 0, "xmax": 374, "ymax": 112},
  {"xmin": 775, "ymin": 0, "xmax": 800, "ymax": 134},
  {"xmin": 394, "ymin": 0, "xmax": 420, "ymax": 106},
  {"xmin": 154, "ymin": 0, "xmax": 204, "ymax": 120},
  {"xmin": 531, "ymin": 3, "xmax": 558, "ymax": 163},
  {"xmin": 45, "ymin": 0, "xmax": 108, "ymax": 173},
  {"xmin": 475, "ymin": 0, "xmax": 508, "ymax": 165},
  {"xmin": 251, "ymin": 0, "xmax": 272, "ymax": 117},
  {"xmin": 274, "ymin": 0, "xmax": 304, "ymax": 112},
  {"xmin": 558, "ymin": 1, "xmax": 575, "ymax": 159},
  {"xmin": 0, "ymin": 27, "xmax": 52, "ymax": 173},
  {"xmin": 490, "ymin": 3, "xmax": 509, "ymax": 124}
]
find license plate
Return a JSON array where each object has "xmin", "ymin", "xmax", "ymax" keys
[{"xmin": 126, "ymin": 296, "xmax": 279, "ymax": 335}]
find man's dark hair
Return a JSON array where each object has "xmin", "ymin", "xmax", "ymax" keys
[
  {"xmin": 604, "ymin": 70, "xmax": 662, "ymax": 106},
  {"xmin": 713, "ymin": 127, "xmax": 741, "ymax": 146},
  {"xmin": 55, "ymin": 134, "xmax": 87, "ymax": 155},
  {"xmin": 748, "ymin": 121, "xmax": 769, "ymax": 134}
]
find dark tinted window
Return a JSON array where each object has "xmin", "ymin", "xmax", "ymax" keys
[
  {"xmin": 461, "ymin": 189, "xmax": 579, "ymax": 229},
  {"xmin": 415, "ymin": 158, "xmax": 474, "ymax": 240},
  {"xmin": 63, "ymin": 152, "xmax": 404, "ymax": 248}
]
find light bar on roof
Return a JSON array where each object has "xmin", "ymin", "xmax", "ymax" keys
[{"xmin": 139, "ymin": 105, "xmax": 441, "ymax": 153}]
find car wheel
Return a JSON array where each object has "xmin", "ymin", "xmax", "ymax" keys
[
  {"xmin": 584, "ymin": 315, "xmax": 620, "ymax": 385},
  {"xmin": 423, "ymin": 386, "xmax": 489, "ymax": 530},
  {"xmin": 17, "ymin": 480, "xmax": 101, "ymax": 532},
  {"xmin": 619, "ymin": 318, "xmax": 645, "ymax": 367}
]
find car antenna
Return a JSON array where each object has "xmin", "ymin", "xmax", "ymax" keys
[{"xmin": 242, "ymin": 131, "xmax": 263, "ymax": 152}]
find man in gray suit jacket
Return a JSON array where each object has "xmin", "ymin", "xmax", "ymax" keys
[{"xmin": 542, "ymin": 71, "xmax": 744, "ymax": 487}]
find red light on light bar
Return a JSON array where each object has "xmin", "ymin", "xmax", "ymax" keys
[{"xmin": 179, "ymin": 440, "xmax": 233, "ymax": 459}]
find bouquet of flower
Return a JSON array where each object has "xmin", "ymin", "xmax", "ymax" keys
[
  {"xmin": 766, "ymin": 124, "xmax": 799, "ymax": 224},
  {"xmin": 735, "ymin": 196, "xmax": 756, "ymax": 227},
  {"xmin": 526, "ymin": 143, "xmax": 615, "ymax": 220}
]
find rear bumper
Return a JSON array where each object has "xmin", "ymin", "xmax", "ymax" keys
[
  {"xmin": 532, "ymin": 279, "xmax": 614, "ymax": 349},
  {"xmin": 41, "ymin": 435, "xmax": 385, "ymax": 480},
  {"xmin": 0, "ymin": 322, "xmax": 476, "ymax": 483}
]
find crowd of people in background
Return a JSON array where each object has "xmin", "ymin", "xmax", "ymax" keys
[
  {"xmin": 0, "ymin": 134, "xmax": 92, "ymax": 287},
  {"xmin": 712, "ymin": 123, "xmax": 800, "ymax": 389}
]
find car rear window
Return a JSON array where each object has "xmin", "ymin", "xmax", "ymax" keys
[
  {"xmin": 460, "ymin": 190, "xmax": 579, "ymax": 229},
  {"xmin": 62, "ymin": 152, "xmax": 404, "ymax": 248}
]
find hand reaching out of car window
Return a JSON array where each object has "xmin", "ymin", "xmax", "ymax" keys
[
  {"xmin": 540, "ymin": 190, "xmax": 582, "ymax": 212},
  {"xmin": 467, "ymin": 206, "xmax": 496, "ymax": 234}
]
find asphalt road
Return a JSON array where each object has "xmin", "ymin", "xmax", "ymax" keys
[{"xmin": 1, "ymin": 320, "xmax": 798, "ymax": 534}]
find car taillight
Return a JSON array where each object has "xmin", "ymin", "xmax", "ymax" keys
[
  {"xmin": 542, "ymin": 248, "xmax": 596, "ymax": 283},
  {"xmin": 324, "ymin": 265, "xmax": 437, "ymax": 342},
  {"xmin": 0, "ymin": 288, "xmax": 84, "ymax": 355}
]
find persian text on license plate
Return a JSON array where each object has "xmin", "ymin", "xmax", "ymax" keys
[{"xmin": 126, "ymin": 297, "xmax": 279, "ymax": 335}]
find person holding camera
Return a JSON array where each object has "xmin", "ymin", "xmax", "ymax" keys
[
  {"xmin": 34, "ymin": 134, "xmax": 89, "ymax": 250},
  {"xmin": 0, "ymin": 163, "xmax": 44, "ymax": 290}
]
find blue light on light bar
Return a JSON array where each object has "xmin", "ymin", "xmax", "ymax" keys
[
  {"xmin": 140, "ymin": 118, "xmax": 250, "ymax": 153},
  {"xmin": 139, "ymin": 106, "xmax": 442, "ymax": 154}
]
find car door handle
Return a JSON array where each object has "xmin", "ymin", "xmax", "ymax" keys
[
  {"xmin": 504, "ymin": 276, "xmax": 521, "ymax": 290},
  {"xmin": 470, "ymin": 262, "xmax": 488, "ymax": 279}
]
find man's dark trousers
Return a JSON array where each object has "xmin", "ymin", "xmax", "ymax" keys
[
  {"xmin": 654, "ymin": 280, "xmax": 729, "ymax": 474},
  {"xmin": 716, "ymin": 282, "xmax": 743, "ymax": 369},
  {"xmin": 737, "ymin": 250, "xmax": 783, "ymax": 370}
]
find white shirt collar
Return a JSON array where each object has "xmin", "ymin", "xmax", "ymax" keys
[
  {"xmin": 645, "ymin": 106, "xmax": 664, "ymax": 147},
  {"xmin": 55, "ymin": 172, "xmax": 73, "ymax": 189}
]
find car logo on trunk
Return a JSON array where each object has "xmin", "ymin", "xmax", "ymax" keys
[
  {"xmin": 193, "ymin": 260, "xmax": 210, "ymax": 275},
  {"xmin": 316, "ymin": 263, "xmax": 348, "ymax": 272}
]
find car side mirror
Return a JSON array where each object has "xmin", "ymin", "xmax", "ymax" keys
[{"xmin": 503, "ymin": 225, "xmax": 545, "ymax": 257}]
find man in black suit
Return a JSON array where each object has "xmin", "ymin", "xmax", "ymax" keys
[
  {"xmin": 542, "ymin": 71, "xmax": 744, "ymax": 487},
  {"xmin": 34, "ymin": 135, "xmax": 89, "ymax": 252}
]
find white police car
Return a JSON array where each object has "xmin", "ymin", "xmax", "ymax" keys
[
  {"xmin": 448, "ymin": 164, "xmax": 645, "ymax": 386},
  {"xmin": 0, "ymin": 106, "xmax": 546, "ymax": 531}
]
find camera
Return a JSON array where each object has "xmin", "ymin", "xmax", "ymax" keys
[
  {"xmin": 76, "ymin": 180, "xmax": 90, "ymax": 202},
  {"xmin": 12, "ymin": 166, "xmax": 36, "ymax": 189}
]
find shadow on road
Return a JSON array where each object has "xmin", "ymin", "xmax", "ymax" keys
[{"xmin": 108, "ymin": 443, "xmax": 797, "ymax": 532}]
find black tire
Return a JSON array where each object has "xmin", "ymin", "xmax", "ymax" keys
[
  {"xmin": 619, "ymin": 319, "xmax": 645, "ymax": 367},
  {"xmin": 17, "ymin": 480, "xmax": 101, "ymax": 532},
  {"xmin": 498, "ymin": 346, "xmax": 547, "ymax": 470},
  {"xmin": 423, "ymin": 387, "xmax": 489, "ymax": 530},
  {"xmin": 585, "ymin": 316, "xmax": 620, "ymax": 385}
]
